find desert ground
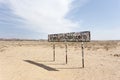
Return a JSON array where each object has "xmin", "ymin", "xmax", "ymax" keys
[{"xmin": 0, "ymin": 40, "xmax": 120, "ymax": 80}]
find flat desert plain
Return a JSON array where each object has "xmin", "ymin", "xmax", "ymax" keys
[{"xmin": 0, "ymin": 40, "xmax": 120, "ymax": 80}]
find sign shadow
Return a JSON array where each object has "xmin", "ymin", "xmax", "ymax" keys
[{"xmin": 24, "ymin": 60, "xmax": 59, "ymax": 71}]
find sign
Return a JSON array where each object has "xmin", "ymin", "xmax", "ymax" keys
[{"xmin": 48, "ymin": 31, "xmax": 90, "ymax": 42}]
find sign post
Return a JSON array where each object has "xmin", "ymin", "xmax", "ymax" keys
[
  {"xmin": 65, "ymin": 41, "xmax": 68, "ymax": 64},
  {"xmin": 53, "ymin": 43, "xmax": 55, "ymax": 61},
  {"xmin": 81, "ymin": 42, "xmax": 84, "ymax": 68},
  {"xmin": 48, "ymin": 31, "xmax": 90, "ymax": 67}
]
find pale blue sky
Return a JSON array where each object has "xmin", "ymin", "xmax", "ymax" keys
[{"xmin": 0, "ymin": 0, "xmax": 120, "ymax": 40}]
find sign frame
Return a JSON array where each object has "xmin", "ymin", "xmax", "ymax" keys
[{"xmin": 48, "ymin": 31, "xmax": 90, "ymax": 42}]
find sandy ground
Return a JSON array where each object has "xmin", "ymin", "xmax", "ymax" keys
[{"xmin": 0, "ymin": 41, "xmax": 120, "ymax": 80}]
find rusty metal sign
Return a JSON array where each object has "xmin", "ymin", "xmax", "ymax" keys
[{"xmin": 48, "ymin": 31, "xmax": 90, "ymax": 42}]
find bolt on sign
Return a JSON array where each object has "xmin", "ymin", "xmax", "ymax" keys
[{"xmin": 48, "ymin": 31, "xmax": 90, "ymax": 42}]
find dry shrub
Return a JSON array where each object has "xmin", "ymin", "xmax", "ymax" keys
[
  {"xmin": 0, "ymin": 45, "xmax": 8, "ymax": 52},
  {"xmin": 114, "ymin": 54, "xmax": 120, "ymax": 57},
  {"xmin": 0, "ymin": 49, "xmax": 6, "ymax": 52},
  {"xmin": 85, "ymin": 41, "xmax": 119, "ymax": 51},
  {"xmin": 59, "ymin": 45, "xmax": 64, "ymax": 48}
]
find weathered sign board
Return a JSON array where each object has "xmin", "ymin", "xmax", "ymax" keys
[{"xmin": 48, "ymin": 31, "xmax": 90, "ymax": 42}]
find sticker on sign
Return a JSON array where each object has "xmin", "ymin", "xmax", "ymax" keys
[{"xmin": 48, "ymin": 31, "xmax": 90, "ymax": 42}]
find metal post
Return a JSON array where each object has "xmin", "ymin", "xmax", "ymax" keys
[
  {"xmin": 65, "ymin": 43, "xmax": 68, "ymax": 64},
  {"xmin": 81, "ymin": 42, "xmax": 84, "ymax": 68},
  {"xmin": 53, "ymin": 43, "xmax": 55, "ymax": 61}
]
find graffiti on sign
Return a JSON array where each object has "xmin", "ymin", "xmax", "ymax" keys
[{"xmin": 48, "ymin": 31, "xmax": 90, "ymax": 42}]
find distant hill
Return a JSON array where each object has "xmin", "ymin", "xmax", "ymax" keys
[{"xmin": 0, "ymin": 38, "xmax": 47, "ymax": 41}]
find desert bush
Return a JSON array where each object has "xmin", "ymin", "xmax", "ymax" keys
[{"xmin": 114, "ymin": 54, "xmax": 120, "ymax": 57}]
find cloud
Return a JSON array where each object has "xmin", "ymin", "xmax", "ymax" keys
[
  {"xmin": 2, "ymin": 0, "xmax": 81, "ymax": 34},
  {"xmin": 0, "ymin": 0, "xmax": 4, "ymax": 3},
  {"xmin": 0, "ymin": 0, "xmax": 8, "ymax": 4},
  {"xmin": 70, "ymin": 0, "xmax": 90, "ymax": 9}
]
